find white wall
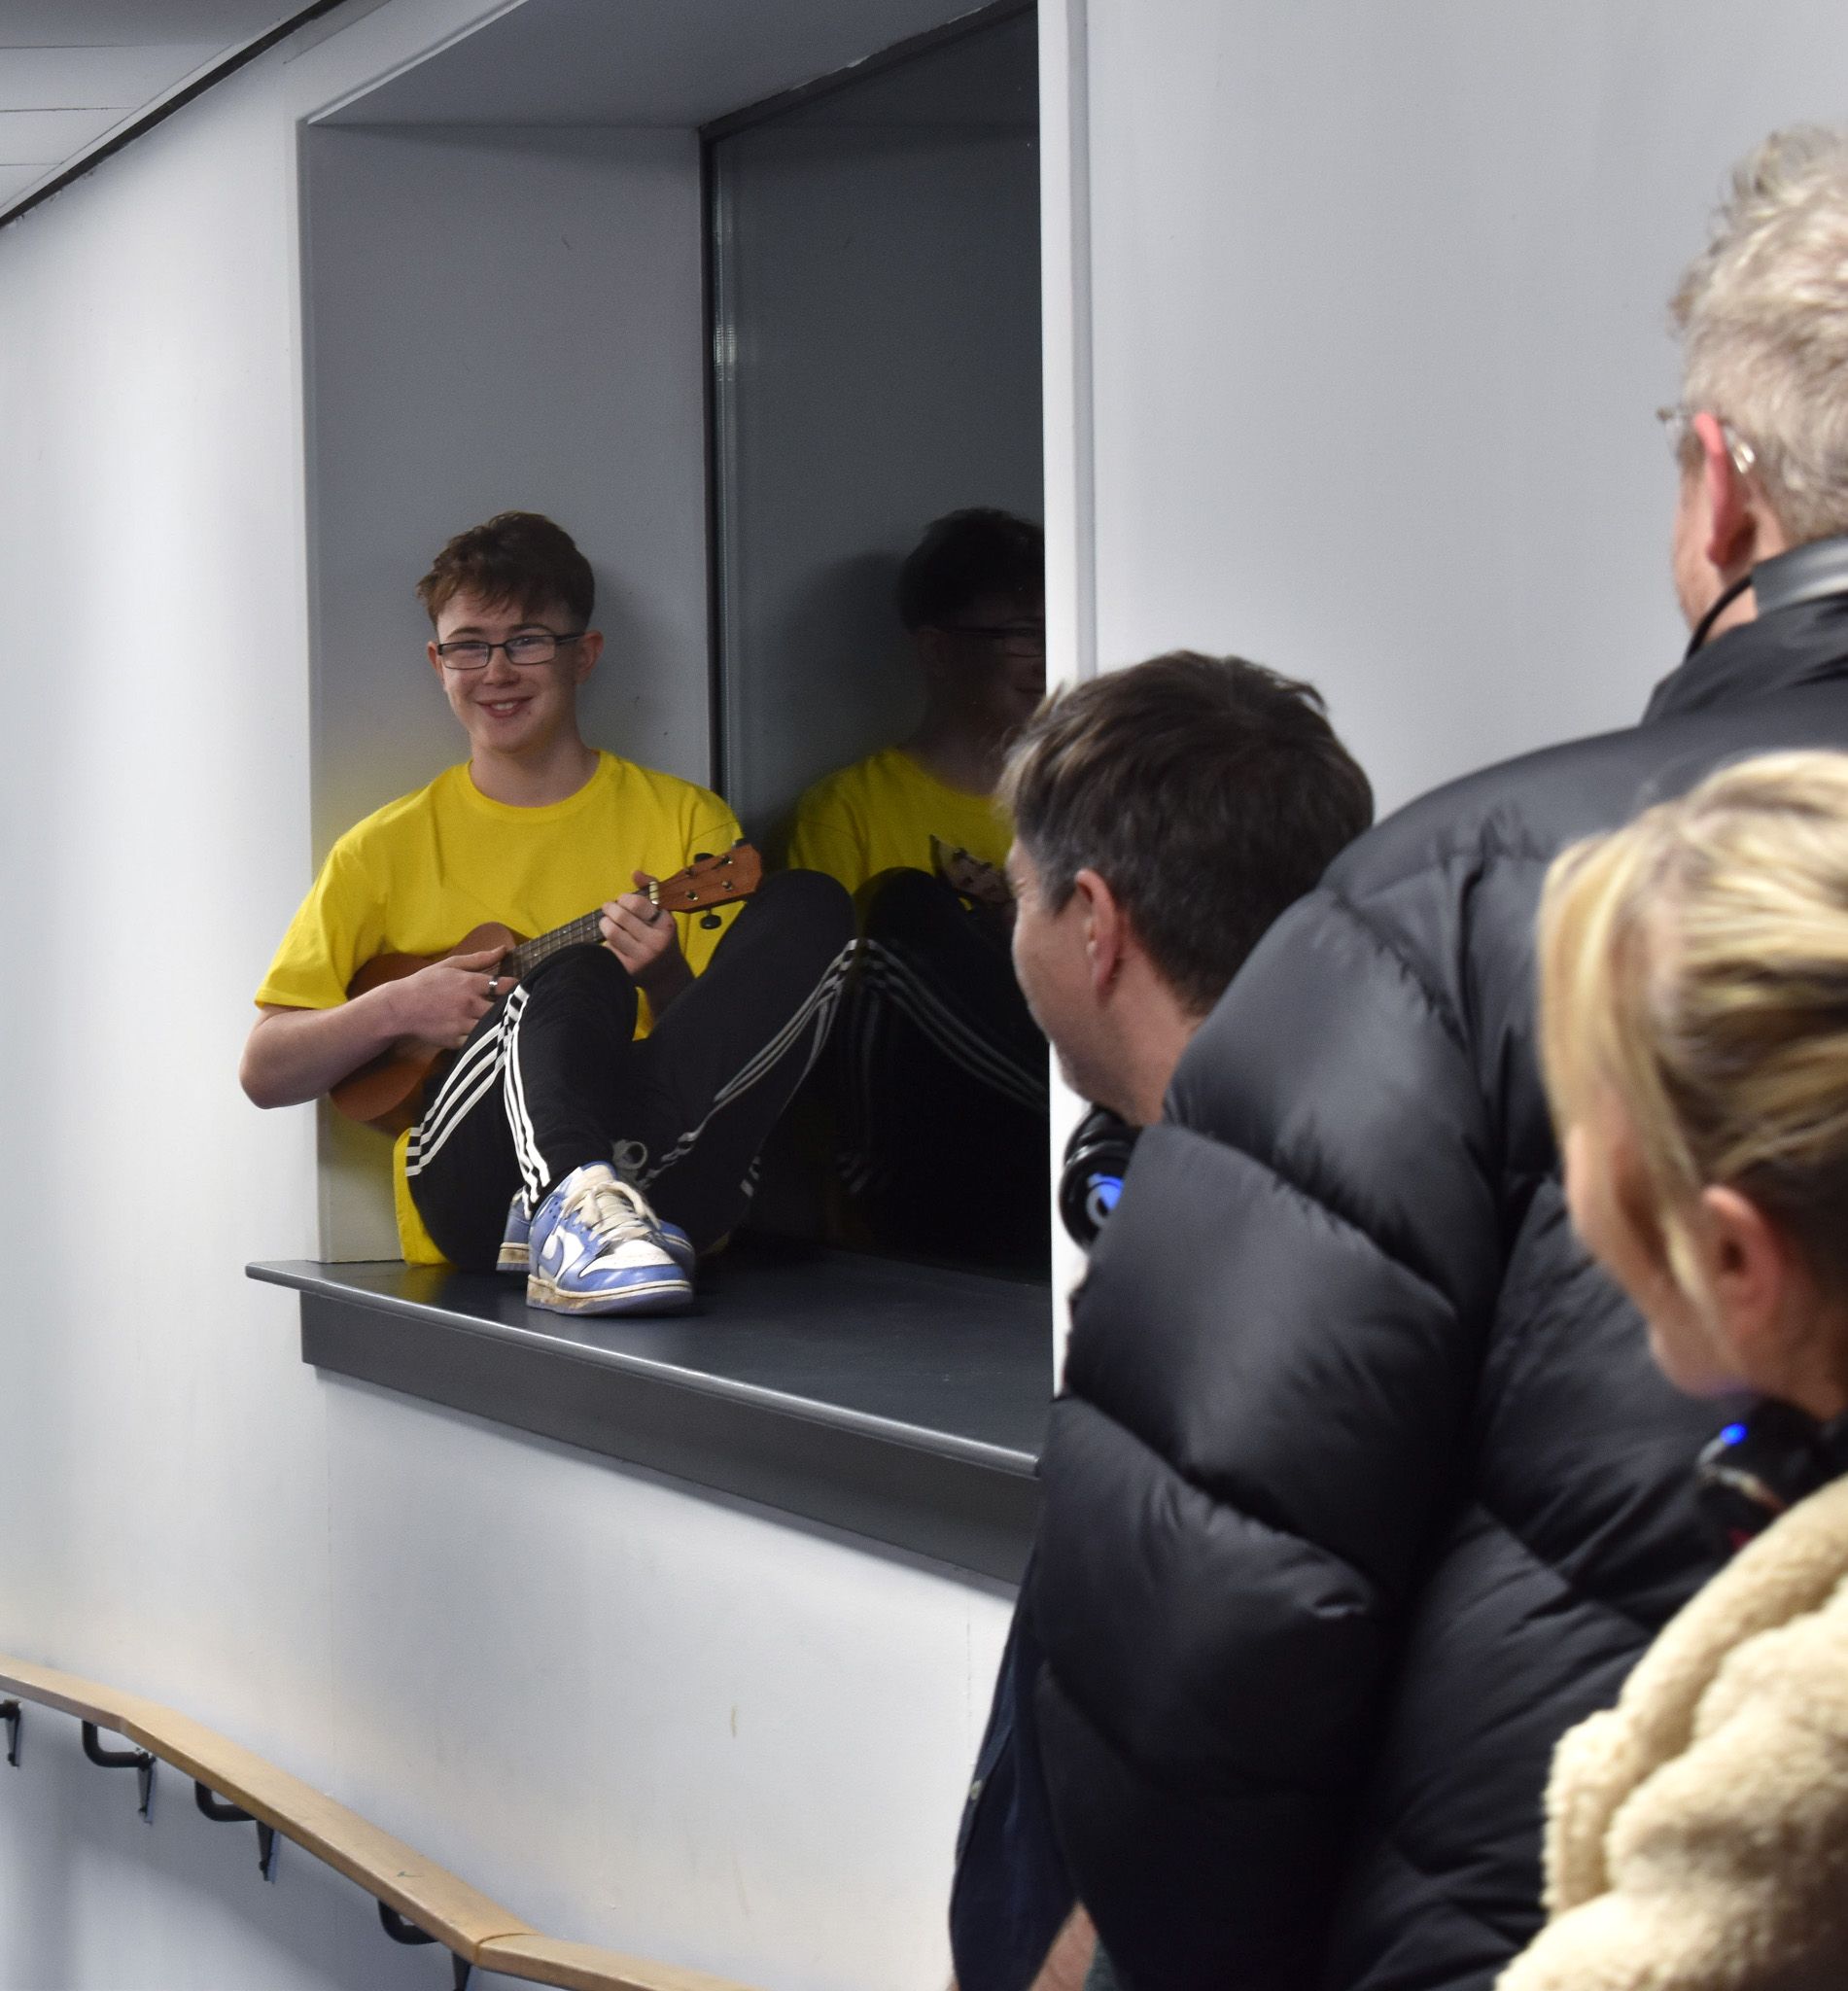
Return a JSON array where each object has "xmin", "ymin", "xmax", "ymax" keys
[
  {"xmin": 1070, "ymin": 0, "xmax": 1848, "ymax": 818},
  {"xmin": 0, "ymin": 1, "xmax": 1012, "ymax": 1986}
]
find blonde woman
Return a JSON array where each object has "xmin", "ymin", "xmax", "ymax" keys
[{"xmin": 1507, "ymin": 750, "xmax": 1848, "ymax": 1989}]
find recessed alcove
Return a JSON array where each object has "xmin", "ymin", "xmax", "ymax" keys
[
  {"xmin": 290, "ymin": 0, "xmax": 1053, "ymax": 1512},
  {"xmin": 299, "ymin": 0, "xmax": 1044, "ymax": 1264}
]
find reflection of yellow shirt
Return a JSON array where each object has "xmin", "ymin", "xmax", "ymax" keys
[
  {"xmin": 784, "ymin": 747, "xmax": 1010, "ymax": 897},
  {"xmin": 257, "ymin": 752, "xmax": 743, "ymax": 1264}
]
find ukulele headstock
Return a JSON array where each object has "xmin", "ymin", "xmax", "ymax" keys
[
  {"xmin": 930, "ymin": 835, "xmax": 1013, "ymax": 913},
  {"xmin": 647, "ymin": 840, "xmax": 764, "ymax": 912}
]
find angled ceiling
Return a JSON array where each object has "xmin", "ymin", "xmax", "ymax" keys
[
  {"xmin": 0, "ymin": 0, "xmax": 312, "ymax": 214},
  {"xmin": 322, "ymin": 0, "xmax": 1002, "ymax": 129},
  {"xmin": 1, "ymin": 0, "xmax": 1021, "ymax": 222}
]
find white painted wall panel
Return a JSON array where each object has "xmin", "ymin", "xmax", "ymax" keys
[
  {"xmin": 322, "ymin": 1383, "xmax": 1009, "ymax": 1986},
  {"xmin": 1079, "ymin": 0, "xmax": 1848, "ymax": 817}
]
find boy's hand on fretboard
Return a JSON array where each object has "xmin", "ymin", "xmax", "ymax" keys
[{"xmin": 600, "ymin": 870, "xmax": 693, "ymax": 1012}]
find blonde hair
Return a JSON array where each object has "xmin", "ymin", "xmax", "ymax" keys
[
  {"xmin": 1673, "ymin": 126, "xmax": 1848, "ymax": 544},
  {"xmin": 1539, "ymin": 751, "xmax": 1848, "ymax": 1304}
]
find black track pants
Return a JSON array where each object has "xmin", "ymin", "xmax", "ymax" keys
[
  {"xmin": 406, "ymin": 869, "xmax": 855, "ymax": 1270},
  {"xmin": 830, "ymin": 867, "xmax": 1050, "ymax": 1269}
]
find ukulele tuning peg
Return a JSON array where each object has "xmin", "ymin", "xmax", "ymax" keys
[
  {"xmin": 694, "ymin": 852, "xmax": 713, "ymax": 862},
  {"xmin": 700, "ymin": 913, "xmax": 723, "ymax": 928}
]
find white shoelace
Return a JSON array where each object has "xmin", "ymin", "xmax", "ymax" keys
[{"xmin": 567, "ymin": 1173, "xmax": 662, "ymax": 1255}]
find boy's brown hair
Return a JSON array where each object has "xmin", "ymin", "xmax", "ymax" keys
[
  {"xmin": 415, "ymin": 511, "xmax": 596, "ymax": 628},
  {"xmin": 896, "ymin": 508, "xmax": 1043, "ymax": 630}
]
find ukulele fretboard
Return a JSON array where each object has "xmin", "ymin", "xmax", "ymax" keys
[{"xmin": 505, "ymin": 912, "xmax": 605, "ymax": 979}]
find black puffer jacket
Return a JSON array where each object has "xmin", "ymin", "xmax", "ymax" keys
[{"xmin": 1027, "ymin": 547, "xmax": 1848, "ymax": 1991}]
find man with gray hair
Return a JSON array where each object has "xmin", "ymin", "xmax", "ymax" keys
[{"xmin": 1025, "ymin": 127, "xmax": 1848, "ymax": 1991}]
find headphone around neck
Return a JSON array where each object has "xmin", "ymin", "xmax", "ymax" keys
[{"xmin": 1059, "ymin": 1106, "xmax": 1139, "ymax": 1248}]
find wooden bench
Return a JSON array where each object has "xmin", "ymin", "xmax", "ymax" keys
[{"xmin": 0, "ymin": 1654, "xmax": 756, "ymax": 1991}]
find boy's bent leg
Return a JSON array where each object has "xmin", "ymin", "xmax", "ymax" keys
[
  {"xmin": 407, "ymin": 944, "xmax": 641, "ymax": 1271},
  {"xmin": 404, "ymin": 1000, "xmax": 530, "ymax": 1271},
  {"xmin": 629, "ymin": 869, "xmax": 856, "ymax": 1251},
  {"xmin": 835, "ymin": 867, "xmax": 1051, "ymax": 1268},
  {"xmin": 856, "ymin": 868, "xmax": 1048, "ymax": 1113},
  {"xmin": 498, "ymin": 944, "xmax": 642, "ymax": 1215}
]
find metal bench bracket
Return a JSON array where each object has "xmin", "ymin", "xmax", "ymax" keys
[
  {"xmin": 81, "ymin": 1722, "xmax": 154, "ymax": 1822},
  {"xmin": 193, "ymin": 1780, "xmax": 279, "ymax": 1880},
  {"xmin": 375, "ymin": 1903, "xmax": 471, "ymax": 1988}
]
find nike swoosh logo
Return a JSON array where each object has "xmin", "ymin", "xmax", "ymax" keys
[{"xmin": 544, "ymin": 1228, "xmax": 587, "ymax": 1274}]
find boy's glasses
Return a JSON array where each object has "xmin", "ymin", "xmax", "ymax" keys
[
  {"xmin": 435, "ymin": 630, "xmax": 585, "ymax": 670},
  {"xmin": 943, "ymin": 622, "xmax": 1046, "ymax": 658}
]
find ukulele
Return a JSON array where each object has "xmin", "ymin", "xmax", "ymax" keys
[{"xmin": 330, "ymin": 841, "xmax": 762, "ymax": 1135}]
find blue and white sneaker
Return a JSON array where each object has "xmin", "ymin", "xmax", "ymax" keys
[
  {"xmin": 497, "ymin": 1194, "xmax": 534, "ymax": 1275},
  {"xmin": 523, "ymin": 1163, "xmax": 693, "ymax": 1316},
  {"xmin": 500, "ymin": 1185, "xmax": 693, "ymax": 1279}
]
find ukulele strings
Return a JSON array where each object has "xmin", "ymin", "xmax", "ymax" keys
[
  {"xmin": 499, "ymin": 852, "xmax": 746, "ymax": 982},
  {"xmin": 506, "ymin": 911, "xmax": 605, "ymax": 980}
]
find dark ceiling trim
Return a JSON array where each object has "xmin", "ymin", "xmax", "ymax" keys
[
  {"xmin": 1, "ymin": 0, "xmax": 353, "ymax": 232},
  {"xmin": 700, "ymin": 0, "xmax": 1033, "ymax": 145}
]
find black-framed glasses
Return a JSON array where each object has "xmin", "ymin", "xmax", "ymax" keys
[
  {"xmin": 435, "ymin": 630, "xmax": 586, "ymax": 670},
  {"xmin": 941, "ymin": 621, "xmax": 1046, "ymax": 658}
]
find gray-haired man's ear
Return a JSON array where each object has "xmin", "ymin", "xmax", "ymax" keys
[{"xmin": 1691, "ymin": 408, "xmax": 1779, "ymax": 576}]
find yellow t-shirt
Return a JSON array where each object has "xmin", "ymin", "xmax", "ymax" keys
[
  {"xmin": 784, "ymin": 746, "xmax": 1010, "ymax": 897},
  {"xmin": 257, "ymin": 752, "xmax": 743, "ymax": 1264}
]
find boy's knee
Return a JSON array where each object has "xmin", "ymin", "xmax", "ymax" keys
[
  {"xmin": 521, "ymin": 939, "xmax": 630, "ymax": 996},
  {"xmin": 859, "ymin": 865, "xmax": 966, "ymax": 945},
  {"xmin": 762, "ymin": 866, "xmax": 855, "ymax": 952}
]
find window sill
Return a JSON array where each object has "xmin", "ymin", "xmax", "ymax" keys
[{"xmin": 247, "ymin": 1241, "xmax": 1049, "ymax": 1582}]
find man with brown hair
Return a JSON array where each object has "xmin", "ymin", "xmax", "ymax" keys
[
  {"xmin": 1000, "ymin": 651, "xmax": 1373, "ymax": 1129},
  {"xmin": 950, "ymin": 651, "xmax": 1372, "ymax": 1991},
  {"xmin": 243, "ymin": 510, "xmax": 853, "ymax": 1311}
]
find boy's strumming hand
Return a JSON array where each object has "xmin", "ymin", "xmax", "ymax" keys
[
  {"xmin": 389, "ymin": 943, "xmax": 509, "ymax": 1050},
  {"xmin": 242, "ymin": 942, "xmax": 508, "ymax": 1107},
  {"xmin": 601, "ymin": 871, "xmax": 694, "ymax": 1012}
]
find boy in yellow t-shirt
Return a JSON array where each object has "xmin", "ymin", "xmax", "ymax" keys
[
  {"xmin": 244, "ymin": 511, "xmax": 852, "ymax": 1313},
  {"xmin": 784, "ymin": 509, "xmax": 1050, "ymax": 1267}
]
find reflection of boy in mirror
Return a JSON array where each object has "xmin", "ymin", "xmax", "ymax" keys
[
  {"xmin": 241, "ymin": 510, "xmax": 853, "ymax": 1314},
  {"xmin": 785, "ymin": 509, "xmax": 1047, "ymax": 1267},
  {"xmin": 786, "ymin": 507, "xmax": 1045, "ymax": 895}
]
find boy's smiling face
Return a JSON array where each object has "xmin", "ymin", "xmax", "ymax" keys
[{"xmin": 427, "ymin": 589, "xmax": 601, "ymax": 764}]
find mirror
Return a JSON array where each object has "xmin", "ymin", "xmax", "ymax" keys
[{"xmin": 709, "ymin": 5, "xmax": 1049, "ymax": 1272}]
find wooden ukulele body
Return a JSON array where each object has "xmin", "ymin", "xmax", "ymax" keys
[{"xmin": 331, "ymin": 924, "xmax": 525, "ymax": 1135}]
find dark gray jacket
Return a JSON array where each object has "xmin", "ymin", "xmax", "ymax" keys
[{"xmin": 1027, "ymin": 544, "xmax": 1848, "ymax": 1991}]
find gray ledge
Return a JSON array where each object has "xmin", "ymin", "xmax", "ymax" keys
[{"xmin": 248, "ymin": 1244, "xmax": 1050, "ymax": 1582}]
